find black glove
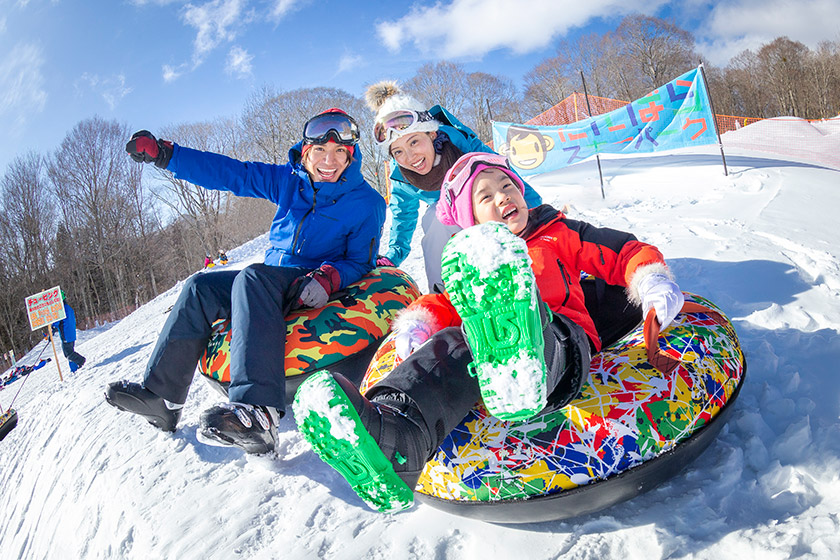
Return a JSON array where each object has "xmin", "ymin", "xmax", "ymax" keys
[
  {"xmin": 289, "ymin": 265, "xmax": 341, "ymax": 310},
  {"xmin": 126, "ymin": 130, "xmax": 173, "ymax": 169}
]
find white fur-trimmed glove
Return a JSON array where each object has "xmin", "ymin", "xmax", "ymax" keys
[
  {"xmin": 394, "ymin": 318, "xmax": 433, "ymax": 360},
  {"xmin": 638, "ymin": 272, "xmax": 684, "ymax": 330}
]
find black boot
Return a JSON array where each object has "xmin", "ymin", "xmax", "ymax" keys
[
  {"xmin": 105, "ymin": 380, "xmax": 182, "ymax": 432},
  {"xmin": 293, "ymin": 371, "xmax": 433, "ymax": 513},
  {"xmin": 199, "ymin": 402, "xmax": 278, "ymax": 455},
  {"xmin": 543, "ymin": 312, "xmax": 593, "ymax": 410}
]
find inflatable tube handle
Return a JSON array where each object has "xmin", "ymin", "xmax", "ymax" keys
[{"xmin": 644, "ymin": 301, "xmax": 724, "ymax": 374}]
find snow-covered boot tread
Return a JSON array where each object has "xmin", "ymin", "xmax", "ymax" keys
[
  {"xmin": 441, "ymin": 221, "xmax": 547, "ymax": 421},
  {"xmin": 293, "ymin": 371, "xmax": 414, "ymax": 514}
]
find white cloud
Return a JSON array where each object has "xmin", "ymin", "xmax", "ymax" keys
[
  {"xmin": 0, "ymin": 43, "xmax": 47, "ymax": 135},
  {"xmin": 76, "ymin": 73, "xmax": 132, "ymax": 110},
  {"xmin": 376, "ymin": 0, "xmax": 665, "ymax": 58},
  {"xmin": 162, "ymin": 63, "xmax": 187, "ymax": 82},
  {"xmin": 226, "ymin": 45, "xmax": 253, "ymax": 78},
  {"xmin": 697, "ymin": 0, "xmax": 840, "ymax": 64},
  {"xmin": 268, "ymin": 0, "xmax": 303, "ymax": 21},
  {"xmin": 337, "ymin": 52, "xmax": 363, "ymax": 74},
  {"xmin": 182, "ymin": 0, "xmax": 247, "ymax": 65}
]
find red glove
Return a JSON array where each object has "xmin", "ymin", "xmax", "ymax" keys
[
  {"xmin": 126, "ymin": 130, "xmax": 174, "ymax": 169},
  {"xmin": 292, "ymin": 265, "xmax": 341, "ymax": 310},
  {"xmin": 376, "ymin": 255, "xmax": 395, "ymax": 267}
]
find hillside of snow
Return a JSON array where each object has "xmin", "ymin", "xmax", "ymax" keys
[{"xmin": 2, "ymin": 120, "xmax": 839, "ymax": 559}]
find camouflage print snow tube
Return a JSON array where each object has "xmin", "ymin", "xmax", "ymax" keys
[
  {"xmin": 361, "ymin": 293, "xmax": 746, "ymax": 523},
  {"xmin": 199, "ymin": 266, "xmax": 420, "ymax": 399}
]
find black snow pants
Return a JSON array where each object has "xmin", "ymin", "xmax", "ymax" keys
[
  {"xmin": 143, "ymin": 263, "xmax": 309, "ymax": 413},
  {"xmin": 366, "ymin": 310, "xmax": 592, "ymax": 450}
]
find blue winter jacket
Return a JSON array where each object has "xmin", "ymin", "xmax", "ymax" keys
[
  {"xmin": 55, "ymin": 302, "xmax": 77, "ymax": 343},
  {"xmin": 384, "ymin": 106, "xmax": 542, "ymax": 265},
  {"xmin": 167, "ymin": 142, "xmax": 386, "ymax": 289}
]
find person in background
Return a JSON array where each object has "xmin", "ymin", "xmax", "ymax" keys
[
  {"xmin": 105, "ymin": 109, "xmax": 386, "ymax": 455},
  {"xmin": 53, "ymin": 290, "xmax": 86, "ymax": 372},
  {"xmin": 366, "ymin": 81, "xmax": 542, "ymax": 292}
]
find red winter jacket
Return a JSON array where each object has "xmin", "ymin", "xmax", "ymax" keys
[{"xmin": 403, "ymin": 206, "xmax": 666, "ymax": 352}]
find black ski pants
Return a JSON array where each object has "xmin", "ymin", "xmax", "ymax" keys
[
  {"xmin": 366, "ymin": 311, "xmax": 592, "ymax": 449},
  {"xmin": 143, "ymin": 263, "xmax": 309, "ymax": 412},
  {"xmin": 61, "ymin": 341, "xmax": 85, "ymax": 367}
]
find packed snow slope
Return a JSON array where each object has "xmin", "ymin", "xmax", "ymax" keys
[{"xmin": 1, "ymin": 119, "xmax": 839, "ymax": 559}]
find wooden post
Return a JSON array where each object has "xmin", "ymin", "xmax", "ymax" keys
[{"xmin": 47, "ymin": 328, "xmax": 63, "ymax": 382}]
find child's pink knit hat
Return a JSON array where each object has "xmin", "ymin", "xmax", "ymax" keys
[{"xmin": 436, "ymin": 152, "xmax": 525, "ymax": 229}]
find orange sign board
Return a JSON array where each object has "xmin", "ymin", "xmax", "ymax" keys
[{"xmin": 26, "ymin": 286, "xmax": 66, "ymax": 331}]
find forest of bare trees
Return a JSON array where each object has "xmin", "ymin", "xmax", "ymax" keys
[{"xmin": 2, "ymin": 14, "xmax": 838, "ymax": 359}]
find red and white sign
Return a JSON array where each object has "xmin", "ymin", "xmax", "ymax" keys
[{"xmin": 26, "ymin": 286, "xmax": 66, "ymax": 331}]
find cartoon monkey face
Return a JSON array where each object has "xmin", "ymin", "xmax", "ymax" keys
[{"xmin": 504, "ymin": 126, "xmax": 555, "ymax": 170}]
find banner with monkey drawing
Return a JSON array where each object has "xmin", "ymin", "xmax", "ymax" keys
[{"xmin": 492, "ymin": 67, "xmax": 718, "ymax": 176}]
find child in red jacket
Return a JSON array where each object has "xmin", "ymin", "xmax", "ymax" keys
[{"xmin": 293, "ymin": 152, "xmax": 684, "ymax": 513}]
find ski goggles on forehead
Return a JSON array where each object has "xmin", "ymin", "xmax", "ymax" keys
[
  {"xmin": 441, "ymin": 152, "xmax": 513, "ymax": 198},
  {"xmin": 302, "ymin": 112, "xmax": 360, "ymax": 146},
  {"xmin": 373, "ymin": 110, "xmax": 436, "ymax": 145}
]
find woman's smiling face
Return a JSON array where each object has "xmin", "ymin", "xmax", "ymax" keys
[{"xmin": 390, "ymin": 132, "xmax": 437, "ymax": 175}]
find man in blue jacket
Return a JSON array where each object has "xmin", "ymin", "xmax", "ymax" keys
[{"xmin": 105, "ymin": 109, "xmax": 386, "ymax": 455}]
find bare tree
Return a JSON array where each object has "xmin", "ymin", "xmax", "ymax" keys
[
  {"xmin": 805, "ymin": 41, "xmax": 840, "ymax": 119},
  {"xmin": 758, "ymin": 37, "xmax": 810, "ymax": 117},
  {"xmin": 462, "ymin": 71, "xmax": 519, "ymax": 143},
  {"xmin": 240, "ymin": 84, "xmax": 289, "ymax": 164},
  {"xmin": 152, "ymin": 119, "xmax": 240, "ymax": 258},
  {"xmin": 48, "ymin": 117, "xmax": 137, "ymax": 316},
  {"xmin": 405, "ymin": 61, "xmax": 469, "ymax": 115},
  {"xmin": 523, "ymin": 54, "xmax": 574, "ymax": 116},
  {"xmin": 613, "ymin": 15, "xmax": 698, "ymax": 96},
  {"xmin": 1, "ymin": 152, "xmax": 55, "ymax": 285}
]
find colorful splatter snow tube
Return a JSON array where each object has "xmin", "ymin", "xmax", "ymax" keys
[
  {"xmin": 361, "ymin": 293, "xmax": 746, "ymax": 523},
  {"xmin": 199, "ymin": 266, "xmax": 420, "ymax": 400}
]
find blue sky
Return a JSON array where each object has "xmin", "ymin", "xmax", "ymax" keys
[{"xmin": 1, "ymin": 0, "xmax": 838, "ymax": 174}]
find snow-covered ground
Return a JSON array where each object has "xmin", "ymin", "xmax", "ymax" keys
[{"xmin": 2, "ymin": 119, "xmax": 839, "ymax": 559}]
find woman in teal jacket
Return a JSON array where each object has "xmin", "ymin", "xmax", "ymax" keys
[{"xmin": 366, "ymin": 82, "xmax": 541, "ymax": 292}]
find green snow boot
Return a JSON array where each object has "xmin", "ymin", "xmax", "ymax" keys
[
  {"xmin": 293, "ymin": 371, "xmax": 431, "ymax": 514},
  {"xmin": 441, "ymin": 221, "xmax": 547, "ymax": 421}
]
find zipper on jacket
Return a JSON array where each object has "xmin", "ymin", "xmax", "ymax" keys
[
  {"xmin": 292, "ymin": 185, "xmax": 317, "ymax": 254},
  {"xmin": 556, "ymin": 259, "xmax": 571, "ymax": 306},
  {"xmin": 597, "ymin": 245, "xmax": 605, "ymax": 265}
]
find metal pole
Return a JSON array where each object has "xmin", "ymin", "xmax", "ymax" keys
[
  {"xmin": 698, "ymin": 63, "xmax": 728, "ymax": 176},
  {"xmin": 580, "ymin": 71, "xmax": 606, "ymax": 199}
]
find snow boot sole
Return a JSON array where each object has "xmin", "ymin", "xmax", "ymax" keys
[
  {"xmin": 293, "ymin": 371, "xmax": 415, "ymax": 514},
  {"xmin": 104, "ymin": 381, "xmax": 181, "ymax": 432},
  {"xmin": 441, "ymin": 221, "xmax": 547, "ymax": 421}
]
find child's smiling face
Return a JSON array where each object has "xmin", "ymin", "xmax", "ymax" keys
[{"xmin": 471, "ymin": 168, "xmax": 529, "ymax": 234}]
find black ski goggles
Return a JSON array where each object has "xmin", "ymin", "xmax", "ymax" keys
[{"xmin": 302, "ymin": 111, "xmax": 360, "ymax": 146}]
